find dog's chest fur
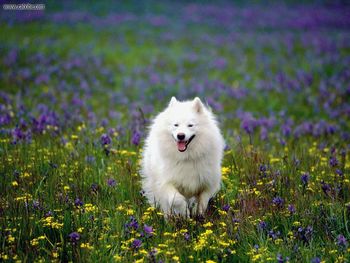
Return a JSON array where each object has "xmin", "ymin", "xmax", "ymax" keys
[{"xmin": 169, "ymin": 159, "xmax": 209, "ymax": 198}]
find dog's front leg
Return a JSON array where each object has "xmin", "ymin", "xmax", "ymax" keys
[
  {"xmin": 197, "ymin": 190, "xmax": 212, "ymax": 216},
  {"xmin": 159, "ymin": 184, "xmax": 189, "ymax": 217}
]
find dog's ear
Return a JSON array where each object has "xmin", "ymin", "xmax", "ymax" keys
[
  {"xmin": 169, "ymin": 96, "xmax": 177, "ymax": 107},
  {"xmin": 193, "ymin": 97, "xmax": 203, "ymax": 113}
]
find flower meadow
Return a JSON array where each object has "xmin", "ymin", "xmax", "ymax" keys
[{"xmin": 1, "ymin": 1, "xmax": 350, "ymax": 262}]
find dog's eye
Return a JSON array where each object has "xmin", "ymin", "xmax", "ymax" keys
[
  {"xmin": 188, "ymin": 124, "xmax": 194, "ymax": 127},
  {"xmin": 174, "ymin": 124, "xmax": 179, "ymax": 127}
]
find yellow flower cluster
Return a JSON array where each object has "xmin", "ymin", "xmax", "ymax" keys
[{"xmin": 41, "ymin": 216, "xmax": 63, "ymax": 229}]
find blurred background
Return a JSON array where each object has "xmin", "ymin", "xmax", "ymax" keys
[{"xmin": 1, "ymin": 0, "xmax": 349, "ymax": 144}]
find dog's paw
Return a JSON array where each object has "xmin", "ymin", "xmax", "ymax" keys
[
  {"xmin": 170, "ymin": 194, "xmax": 189, "ymax": 217},
  {"xmin": 197, "ymin": 201, "xmax": 208, "ymax": 216}
]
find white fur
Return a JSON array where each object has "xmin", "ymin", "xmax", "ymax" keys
[{"xmin": 141, "ymin": 97, "xmax": 225, "ymax": 217}]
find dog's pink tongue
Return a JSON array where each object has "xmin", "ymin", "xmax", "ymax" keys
[{"xmin": 177, "ymin": 141, "xmax": 187, "ymax": 152}]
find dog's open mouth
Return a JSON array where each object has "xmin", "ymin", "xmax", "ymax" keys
[{"xmin": 177, "ymin": 135, "xmax": 196, "ymax": 152}]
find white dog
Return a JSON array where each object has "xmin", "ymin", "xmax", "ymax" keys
[{"xmin": 141, "ymin": 97, "xmax": 225, "ymax": 217}]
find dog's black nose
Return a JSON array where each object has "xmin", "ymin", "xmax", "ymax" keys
[{"xmin": 177, "ymin": 133, "xmax": 185, "ymax": 140}]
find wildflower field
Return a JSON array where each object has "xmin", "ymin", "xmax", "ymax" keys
[{"xmin": 1, "ymin": 1, "xmax": 350, "ymax": 262}]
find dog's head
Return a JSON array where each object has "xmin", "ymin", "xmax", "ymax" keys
[{"xmin": 166, "ymin": 97, "xmax": 204, "ymax": 152}]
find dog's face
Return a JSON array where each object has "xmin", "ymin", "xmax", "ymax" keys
[{"xmin": 166, "ymin": 97, "xmax": 204, "ymax": 152}]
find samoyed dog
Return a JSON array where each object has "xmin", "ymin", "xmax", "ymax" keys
[{"xmin": 141, "ymin": 97, "xmax": 225, "ymax": 217}]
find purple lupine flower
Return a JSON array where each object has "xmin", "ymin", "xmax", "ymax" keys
[
  {"xmin": 277, "ymin": 254, "xmax": 284, "ymax": 263},
  {"xmin": 330, "ymin": 147, "xmax": 336, "ymax": 155},
  {"xmin": 222, "ymin": 204, "xmax": 230, "ymax": 212},
  {"xmin": 132, "ymin": 239, "xmax": 142, "ymax": 249},
  {"xmin": 131, "ymin": 130, "xmax": 141, "ymax": 146},
  {"xmin": 321, "ymin": 181, "xmax": 331, "ymax": 195},
  {"xmin": 33, "ymin": 200, "xmax": 41, "ymax": 210},
  {"xmin": 273, "ymin": 196, "xmax": 284, "ymax": 208},
  {"xmin": 241, "ymin": 117, "xmax": 256, "ymax": 135},
  {"xmin": 281, "ymin": 122, "xmax": 292, "ymax": 137},
  {"xmin": 100, "ymin": 133, "xmax": 111, "ymax": 145},
  {"xmin": 258, "ymin": 221, "xmax": 267, "ymax": 231},
  {"xmin": 277, "ymin": 254, "xmax": 289, "ymax": 263},
  {"xmin": 0, "ymin": 113, "xmax": 11, "ymax": 126},
  {"xmin": 337, "ymin": 234, "xmax": 348, "ymax": 249},
  {"xmin": 311, "ymin": 257, "xmax": 321, "ymax": 263},
  {"xmin": 184, "ymin": 232, "xmax": 190, "ymax": 241},
  {"xmin": 335, "ymin": 169, "xmax": 343, "ymax": 176},
  {"xmin": 329, "ymin": 156, "xmax": 338, "ymax": 167},
  {"xmin": 100, "ymin": 118, "xmax": 109, "ymax": 127},
  {"xmin": 340, "ymin": 149, "xmax": 346, "ymax": 158},
  {"xmin": 74, "ymin": 198, "xmax": 84, "ymax": 207},
  {"xmin": 259, "ymin": 164, "xmax": 267, "ymax": 172},
  {"xmin": 125, "ymin": 216, "xmax": 139, "ymax": 231},
  {"xmin": 288, "ymin": 204, "xmax": 296, "ymax": 215},
  {"xmin": 260, "ymin": 126, "xmax": 268, "ymax": 141},
  {"xmin": 301, "ymin": 173, "xmax": 310, "ymax": 186},
  {"xmin": 68, "ymin": 232, "xmax": 80, "ymax": 244},
  {"xmin": 268, "ymin": 230, "xmax": 280, "ymax": 240},
  {"xmin": 45, "ymin": 211, "xmax": 53, "ymax": 217},
  {"xmin": 12, "ymin": 127, "xmax": 26, "ymax": 141},
  {"xmin": 107, "ymin": 178, "xmax": 116, "ymax": 187},
  {"xmin": 143, "ymin": 224, "xmax": 154, "ymax": 237}
]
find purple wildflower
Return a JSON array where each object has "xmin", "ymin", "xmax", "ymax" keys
[
  {"xmin": 273, "ymin": 196, "xmax": 284, "ymax": 208},
  {"xmin": 337, "ymin": 234, "xmax": 348, "ymax": 249},
  {"xmin": 268, "ymin": 230, "xmax": 280, "ymax": 240},
  {"xmin": 241, "ymin": 117, "xmax": 256, "ymax": 135},
  {"xmin": 259, "ymin": 164, "xmax": 267, "ymax": 172},
  {"xmin": 258, "ymin": 221, "xmax": 267, "ymax": 231},
  {"xmin": 184, "ymin": 232, "xmax": 190, "ymax": 241},
  {"xmin": 107, "ymin": 178, "xmax": 117, "ymax": 187},
  {"xmin": 131, "ymin": 130, "xmax": 141, "ymax": 146},
  {"xmin": 0, "ymin": 113, "xmax": 11, "ymax": 126},
  {"xmin": 321, "ymin": 181, "xmax": 331, "ymax": 195},
  {"xmin": 100, "ymin": 133, "xmax": 111, "ymax": 145},
  {"xmin": 125, "ymin": 216, "xmax": 139, "ymax": 232},
  {"xmin": 311, "ymin": 257, "xmax": 321, "ymax": 263},
  {"xmin": 143, "ymin": 224, "xmax": 154, "ymax": 237},
  {"xmin": 222, "ymin": 204, "xmax": 230, "ymax": 212},
  {"xmin": 32, "ymin": 200, "xmax": 41, "ymax": 210},
  {"xmin": 68, "ymin": 232, "xmax": 80, "ymax": 244},
  {"xmin": 301, "ymin": 173, "xmax": 310, "ymax": 186},
  {"xmin": 74, "ymin": 198, "xmax": 84, "ymax": 207},
  {"xmin": 281, "ymin": 122, "xmax": 292, "ymax": 137},
  {"xmin": 288, "ymin": 204, "xmax": 296, "ymax": 215},
  {"xmin": 277, "ymin": 254, "xmax": 289, "ymax": 263},
  {"xmin": 45, "ymin": 211, "xmax": 53, "ymax": 217},
  {"xmin": 329, "ymin": 156, "xmax": 338, "ymax": 167},
  {"xmin": 335, "ymin": 169, "xmax": 343, "ymax": 176},
  {"xmin": 132, "ymin": 239, "xmax": 142, "ymax": 249},
  {"xmin": 260, "ymin": 126, "xmax": 268, "ymax": 140}
]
